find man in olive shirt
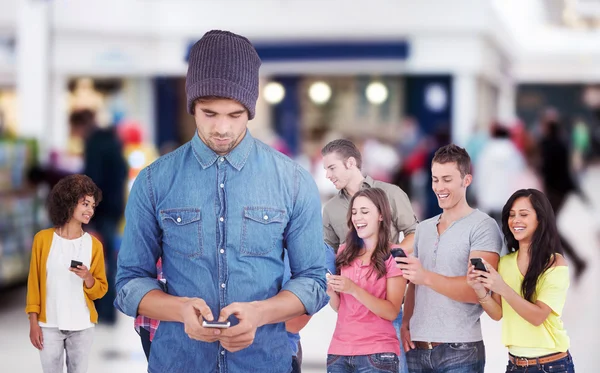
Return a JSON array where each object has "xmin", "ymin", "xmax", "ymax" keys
[
  {"xmin": 321, "ymin": 139, "xmax": 418, "ymax": 373},
  {"xmin": 322, "ymin": 139, "xmax": 418, "ymax": 253}
]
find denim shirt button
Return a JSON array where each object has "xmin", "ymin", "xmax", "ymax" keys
[
  {"xmin": 176, "ymin": 217, "xmax": 181, "ymax": 223},
  {"xmin": 219, "ymin": 217, "xmax": 224, "ymax": 222},
  {"xmin": 220, "ymin": 249, "xmax": 225, "ymax": 254},
  {"xmin": 221, "ymin": 283, "xmax": 226, "ymax": 288},
  {"xmin": 221, "ymin": 350, "xmax": 225, "ymax": 355},
  {"xmin": 263, "ymin": 215, "xmax": 269, "ymax": 220}
]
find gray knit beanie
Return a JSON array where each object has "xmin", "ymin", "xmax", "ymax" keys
[{"xmin": 186, "ymin": 30, "xmax": 262, "ymax": 119}]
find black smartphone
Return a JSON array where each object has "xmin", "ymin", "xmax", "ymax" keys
[
  {"xmin": 202, "ymin": 320, "xmax": 231, "ymax": 329},
  {"xmin": 470, "ymin": 258, "xmax": 488, "ymax": 272},
  {"xmin": 70, "ymin": 260, "xmax": 83, "ymax": 269},
  {"xmin": 391, "ymin": 248, "xmax": 407, "ymax": 259}
]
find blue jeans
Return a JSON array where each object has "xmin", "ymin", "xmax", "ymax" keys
[
  {"xmin": 505, "ymin": 352, "xmax": 575, "ymax": 373},
  {"xmin": 406, "ymin": 341, "xmax": 485, "ymax": 373},
  {"xmin": 393, "ymin": 309, "xmax": 409, "ymax": 373},
  {"xmin": 91, "ymin": 218, "xmax": 119, "ymax": 325},
  {"xmin": 327, "ymin": 353, "xmax": 399, "ymax": 373},
  {"xmin": 139, "ymin": 327, "xmax": 152, "ymax": 362},
  {"xmin": 291, "ymin": 341, "xmax": 302, "ymax": 373}
]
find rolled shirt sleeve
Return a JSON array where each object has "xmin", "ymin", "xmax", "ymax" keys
[
  {"xmin": 282, "ymin": 167, "xmax": 328, "ymax": 315},
  {"xmin": 114, "ymin": 168, "xmax": 165, "ymax": 317}
]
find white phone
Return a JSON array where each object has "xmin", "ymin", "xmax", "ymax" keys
[{"xmin": 202, "ymin": 320, "xmax": 231, "ymax": 329}]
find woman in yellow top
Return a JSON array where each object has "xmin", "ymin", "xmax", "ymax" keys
[
  {"xmin": 25, "ymin": 174, "xmax": 108, "ymax": 373},
  {"xmin": 467, "ymin": 189, "xmax": 575, "ymax": 373}
]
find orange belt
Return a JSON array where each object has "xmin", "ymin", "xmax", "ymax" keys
[{"xmin": 508, "ymin": 352, "xmax": 568, "ymax": 367}]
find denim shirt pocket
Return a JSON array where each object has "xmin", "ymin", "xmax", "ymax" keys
[
  {"xmin": 240, "ymin": 206, "xmax": 286, "ymax": 256},
  {"xmin": 160, "ymin": 208, "xmax": 203, "ymax": 258}
]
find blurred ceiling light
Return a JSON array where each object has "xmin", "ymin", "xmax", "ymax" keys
[
  {"xmin": 264, "ymin": 81, "xmax": 285, "ymax": 105},
  {"xmin": 366, "ymin": 81, "xmax": 389, "ymax": 105},
  {"xmin": 308, "ymin": 81, "xmax": 332, "ymax": 105},
  {"xmin": 425, "ymin": 84, "xmax": 448, "ymax": 112},
  {"xmin": 583, "ymin": 86, "xmax": 600, "ymax": 108},
  {"xmin": 128, "ymin": 150, "xmax": 147, "ymax": 170}
]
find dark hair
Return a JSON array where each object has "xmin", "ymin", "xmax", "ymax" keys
[
  {"xmin": 491, "ymin": 123, "xmax": 511, "ymax": 139},
  {"xmin": 336, "ymin": 188, "xmax": 391, "ymax": 279},
  {"xmin": 501, "ymin": 189, "xmax": 563, "ymax": 302},
  {"xmin": 431, "ymin": 144, "xmax": 471, "ymax": 178},
  {"xmin": 47, "ymin": 174, "xmax": 102, "ymax": 227},
  {"xmin": 546, "ymin": 120, "xmax": 561, "ymax": 138},
  {"xmin": 321, "ymin": 139, "xmax": 362, "ymax": 170},
  {"xmin": 192, "ymin": 96, "xmax": 247, "ymax": 115},
  {"xmin": 69, "ymin": 109, "xmax": 96, "ymax": 129}
]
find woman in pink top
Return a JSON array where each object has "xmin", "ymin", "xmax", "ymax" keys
[{"xmin": 327, "ymin": 188, "xmax": 408, "ymax": 373}]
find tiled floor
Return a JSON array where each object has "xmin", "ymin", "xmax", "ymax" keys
[{"xmin": 2, "ymin": 168, "xmax": 600, "ymax": 373}]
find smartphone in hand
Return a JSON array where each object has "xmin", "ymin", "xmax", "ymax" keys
[
  {"xmin": 202, "ymin": 320, "xmax": 231, "ymax": 329},
  {"xmin": 470, "ymin": 258, "xmax": 488, "ymax": 273},
  {"xmin": 391, "ymin": 248, "xmax": 407, "ymax": 258},
  {"xmin": 70, "ymin": 260, "xmax": 83, "ymax": 269}
]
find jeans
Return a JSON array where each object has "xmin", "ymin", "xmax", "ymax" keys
[
  {"xmin": 392, "ymin": 309, "xmax": 409, "ymax": 373},
  {"xmin": 39, "ymin": 327, "xmax": 94, "ymax": 373},
  {"xmin": 505, "ymin": 352, "xmax": 575, "ymax": 373},
  {"xmin": 327, "ymin": 353, "xmax": 399, "ymax": 373},
  {"xmin": 91, "ymin": 218, "xmax": 119, "ymax": 325},
  {"xmin": 406, "ymin": 341, "xmax": 485, "ymax": 373},
  {"xmin": 139, "ymin": 327, "xmax": 152, "ymax": 362},
  {"xmin": 291, "ymin": 341, "xmax": 303, "ymax": 373}
]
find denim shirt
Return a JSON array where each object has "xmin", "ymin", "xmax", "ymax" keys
[
  {"xmin": 114, "ymin": 131, "xmax": 328, "ymax": 373},
  {"xmin": 282, "ymin": 251, "xmax": 301, "ymax": 357}
]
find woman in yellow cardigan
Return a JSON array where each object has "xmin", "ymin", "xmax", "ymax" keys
[
  {"xmin": 26, "ymin": 174, "xmax": 108, "ymax": 373},
  {"xmin": 467, "ymin": 189, "xmax": 575, "ymax": 373}
]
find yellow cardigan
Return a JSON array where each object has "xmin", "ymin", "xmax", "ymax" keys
[{"xmin": 25, "ymin": 228, "xmax": 108, "ymax": 323}]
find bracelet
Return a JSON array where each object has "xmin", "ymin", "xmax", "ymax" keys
[{"xmin": 477, "ymin": 291, "xmax": 491, "ymax": 303}]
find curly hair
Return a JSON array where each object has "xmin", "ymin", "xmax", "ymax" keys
[{"xmin": 47, "ymin": 174, "xmax": 102, "ymax": 227}]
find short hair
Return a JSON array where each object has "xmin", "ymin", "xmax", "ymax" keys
[
  {"xmin": 432, "ymin": 144, "xmax": 471, "ymax": 178},
  {"xmin": 192, "ymin": 96, "xmax": 246, "ymax": 115},
  {"xmin": 321, "ymin": 139, "xmax": 362, "ymax": 170},
  {"xmin": 69, "ymin": 109, "xmax": 95, "ymax": 129},
  {"xmin": 47, "ymin": 174, "xmax": 102, "ymax": 227}
]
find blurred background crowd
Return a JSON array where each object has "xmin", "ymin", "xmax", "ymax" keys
[{"xmin": 1, "ymin": 0, "xmax": 600, "ymax": 372}]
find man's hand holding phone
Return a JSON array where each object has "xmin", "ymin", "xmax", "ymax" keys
[
  {"xmin": 396, "ymin": 255, "xmax": 429, "ymax": 286},
  {"xmin": 216, "ymin": 302, "xmax": 262, "ymax": 353},
  {"xmin": 179, "ymin": 298, "xmax": 222, "ymax": 343}
]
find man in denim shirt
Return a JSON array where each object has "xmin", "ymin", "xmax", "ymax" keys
[{"xmin": 114, "ymin": 30, "xmax": 328, "ymax": 373}]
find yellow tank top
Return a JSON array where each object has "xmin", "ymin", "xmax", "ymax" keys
[{"xmin": 498, "ymin": 252, "xmax": 570, "ymax": 358}]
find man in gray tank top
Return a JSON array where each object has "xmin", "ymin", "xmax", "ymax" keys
[{"xmin": 396, "ymin": 144, "xmax": 503, "ymax": 373}]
